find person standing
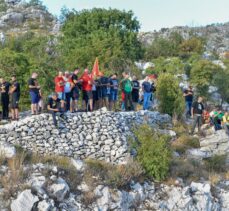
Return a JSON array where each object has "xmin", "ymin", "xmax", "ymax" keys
[
  {"xmin": 191, "ymin": 96, "xmax": 205, "ymax": 135},
  {"xmin": 183, "ymin": 85, "xmax": 194, "ymax": 118},
  {"xmin": 131, "ymin": 75, "xmax": 140, "ymax": 111},
  {"xmin": 142, "ymin": 76, "xmax": 152, "ymax": 110},
  {"xmin": 0, "ymin": 77, "xmax": 11, "ymax": 120},
  {"xmin": 70, "ymin": 68, "xmax": 80, "ymax": 112},
  {"xmin": 54, "ymin": 71, "xmax": 65, "ymax": 100},
  {"xmin": 28, "ymin": 72, "xmax": 40, "ymax": 115},
  {"xmin": 64, "ymin": 71, "xmax": 72, "ymax": 111},
  {"xmin": 109, "ymin": 73, "xmax": 119, "ymax": 111},
  {"xmin": 9, "ymin": 75, "xmax": 20, "ymax": 120},
  {"xmin": 121, "ymin": 72, "xmax": 133, "ymax": 111},
  {"xmin": 99, "ymin": 74, "xmax": 109, "ymax": 108},
  {"xmin": 80, "ymin": 69, "xmax": 93, "ymax": 111}
]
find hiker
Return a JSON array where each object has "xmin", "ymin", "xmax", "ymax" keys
[
  {"xmin": 99, "ymin": 73, "xmax": 109, "ymax": 108},
  {"xmin": 54, "ymin": 71, "xmax": 65, "ymax": 100},
  {"xmin": 0, "ymin": 77, "xmax": 11, "ymax": 120},
  {"xmin": 64, "ymin": 71, "xmax": 72, "ymax": 111},
  {"xmin": 222, "ymin": 112, "xmax": 229, "ymax": 135},
  {"xmin": 121, "ymin": 72, "xmax": 133, "ymax": 111},
  {"xmin": 70, "ymin": 68, "xmax": 80, "ymax": 113},
  {"xmin": 209, "ymin": 108, "xmax": 223, "ymax": 131},
  {"xmin": 80, "ymin": 69, "xmax": 93, "ymax": 111},
  {"xmin": 47, "ymin": 92, "xmax": 66, "ymax": 127},
  {"xmin": 109, "ymin": 73, "xmax": 119, "ymax": 111},
  {"xmin": 183, "ymin": 85, "xmax": 194, "ymax": 118},
  {"xmin": 142, "ymin": 76, "xmax": 152, "ymax": 110},
  {"xmin": 28, "ymin": 72, "xmax": 40, "ymax": 115},
  {"xmin": 191, "ymin": 96, "xmax": 205, "ymax": 135},
  {"xmin": 132, "ymin": 75, "xmax": 140, "ymax": 111},
  {"xmin": 9, "ymin": 75, "xmax": 20, "ymax": 120}
]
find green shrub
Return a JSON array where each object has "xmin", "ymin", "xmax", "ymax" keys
[
  {"xmin": 133, "ymin": 125, "xmax": 172, "ymax": 181},
  {"xmin": 156, "ymin": 73, "xmax": 185, "ymax": 119},
  {"xmin": 204, "ymin": 155, "xmax": 227, "ymax": 173}
]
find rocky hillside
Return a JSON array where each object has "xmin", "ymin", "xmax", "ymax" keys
[
  {"xmin": 139, "ymin": 22, "xmax": 229, "ymax": 54},
  {"xmin": 0, "ymin": 0, "xmax": 60, "ymax": 40}
]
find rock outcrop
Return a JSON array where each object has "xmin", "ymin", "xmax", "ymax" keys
[
  {"xmin": 8, "ymin": 163, "xmax": 229, "ymax": 211},
  {"xmin": 0, "ymin": 0, "xmax": 57, "ymax": 38},
  {"xmin": 187, "ymin": 130, "xmax": 229, "ymax": 162},
  {"xmin": 0, "ymin": 109, "xmax": 172, "ymax": 163},
  {"xmin": 139, "ymin": 22, "xmax": 229, "ymax": 54}
]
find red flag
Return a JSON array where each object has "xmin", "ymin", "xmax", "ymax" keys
[{"xmin": 92, "ymin": 57, "xmax": 102, "ymax": 78}]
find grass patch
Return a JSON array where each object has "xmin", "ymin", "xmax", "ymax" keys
[
  {"xmin": 84, "ymin": 158, "xmax": 144, "ymax": 190},
  {"xmin": 0, "ymin": 151, "xmax": 28, "ymax": 199},
  {"xmin": 204, "ymin": 155, "xmax": 227, "ymax": 173},
  {"xmin": 171, "ymin": 135, "xmax": 200, "ymax": 154}
]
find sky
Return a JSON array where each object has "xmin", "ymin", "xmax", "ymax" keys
[{"xmin": 41, "ymin": 0, "xmax": 229, "ymax": 32}]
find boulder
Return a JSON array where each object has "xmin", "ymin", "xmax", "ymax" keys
[
  {"xmin": 48, "ymin": 178, "xmax": 70, "ymax": 202},
  {"xmin": 0, "ymin": 143, "xmax": 16, "ymax": 158}
]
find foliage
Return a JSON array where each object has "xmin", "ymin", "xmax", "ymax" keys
[
  {"xmin": 146, "ymin": 57, "xmax": 184, "ymax": 75},
  {"xmin": 0, "ymin": 0, "xmax": 7, "ymax": 12},
  {"xmin": 60, "ymin": 8, "xmax": 143, "ymax": 73},
  {"xmin": 190, "ymin": 60, "xmax": 222, "ymax": 97},
  {"xmin": 144, "ymin": 32, "xmax": 183, "ymax": 59},
  {"xmin": 179, "ymin": 37, "xmax": 204, "ymax": 56},
  {"xmin": 156, "ymin": 73, "xmax": 185, "ymax": 118},
  {"xmin": 144, "ymin": 34, "xmax": 204, "ymax": 60},
  {"xmin": 0, "ymin": 32, "xmax": 60, "ymax": 108},
  {"xmin": 27, "ymin": 0, "xmax": 47, "ymax": 10},
  {"xmin": 133, "ymin": 125, "xmax": 172, "ymax": 181},
  {"xmin": 212, "ymin": 68, "xmax": 229, "ymax": 105}
]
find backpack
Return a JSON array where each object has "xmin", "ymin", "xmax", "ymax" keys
[{"xmin": 124, "ymin": 79, "xmax": 132, "ymax": 93}]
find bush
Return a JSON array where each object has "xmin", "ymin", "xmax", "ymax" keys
[
  {"xmin": 156, "ymin": 73, "xmax": 185, "ymax": 119},
  {"xmin": 133, "ymin": 125, "xmax": 172, "ymax": 181}
]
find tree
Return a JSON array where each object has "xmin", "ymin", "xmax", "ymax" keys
[
  {"xmin": 213, "ymin": 68, "xmax": 229, "ymax": 105},
  {"xmin": 144, "ymin": 32, "xmax": 183, "ymax": 60},
  {"xmin": 190, "ymin": 60, "xmax": 221, "ymax": 97},
  {"xmin": 147, "ymin": 57, "xmax": 184, "ymax": 75},
  {"xmin": 179, "ymin": 37, "xmax": 204, "ymax": 56},
  {"xmin": 59, "ymin": 8, "xmax": 143, "ymax": 73},
  {"xmin": 156, "ymin": 73, "xmax": 185, "ymax": 118}
]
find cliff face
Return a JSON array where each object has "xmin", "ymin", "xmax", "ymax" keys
[
  {"xmin": 0, "ymin": 0, "xmax": 60, "ymax": 39},
  {"xmin": 139, "ymin": 22, "xmax": 229, "ymax": 54}
]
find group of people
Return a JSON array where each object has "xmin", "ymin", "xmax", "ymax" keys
[
  {"xmin": 0, "ymin": 68, "xmax": 156, "ymax": 127},
  {"xmin": 48, "ymin": 69, "xmax": 156, "ymax": 126},
  {"xmin": 183, "ymin": 86, "xmax": 229, "ymax": 135}
]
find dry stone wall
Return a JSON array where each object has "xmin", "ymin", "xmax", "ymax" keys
[{"xmin": 0, "ymin": 108, "xmax": 171, "ymax": 163}]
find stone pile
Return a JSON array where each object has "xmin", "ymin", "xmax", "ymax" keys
[{"xmin": 0, "ymin": 108, "xmax": 171, "ymax": 163}]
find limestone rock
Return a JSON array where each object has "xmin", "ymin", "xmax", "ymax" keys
[
  {"xmin": 11, "ymin": 190, "xmax": 39, "ymax": 211},
  {"xmin": 48, "ymin": 178, "xmax": 70, "ymax": 202}
]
